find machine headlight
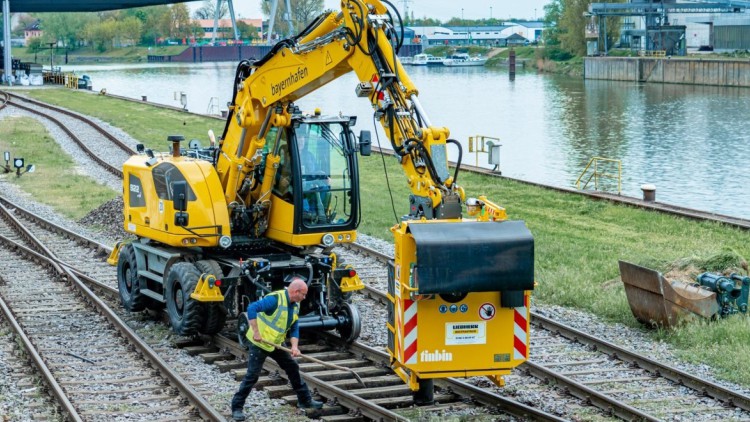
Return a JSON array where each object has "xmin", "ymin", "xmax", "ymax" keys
[
  {"xmin": 219, "ymin": 235, "xmax": 232, "ymax": 249},
  {"xmin": 322, "ymin": 233, "xmax": 335, "ymax": 246}
]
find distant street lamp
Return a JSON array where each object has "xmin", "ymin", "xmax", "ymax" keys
[
  {"xmin": 535, "ymin": 8, "xmax": 537, "ymax": 20},
  {"xmin": 461, "ymin": 8, "xmax": 464, "ymax": 23},
  {"xmin": 490, "ymin": 7, "xmax": 493, "ymax": 20}
]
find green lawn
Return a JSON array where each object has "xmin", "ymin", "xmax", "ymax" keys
[
  {"xmin": 8, "ymin": 88, "xmax": 750, "ymax": 387},
  {"xmin": 0, "ymin": 116, "xmax": 118, "ymax": 219},
  {"xmin": 23, "ymin": 89, "xmax": 221, "ymax": 150}
]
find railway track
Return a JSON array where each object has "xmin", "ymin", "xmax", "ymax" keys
[
  {"xmin": 4, "ymin": 189, "xmax": 749, "ymax": 420},
  {"xmin": 0, "ymin": 193, "xmax": 562, "ymax": 420},
  {"xmin": 0, "ymin": 90, "xmax": 134, "ymax": 179},
  {"xmin": 340, "ymin": 242, "xmax": 750, "ymax": 421},
  {"xmin": 3, "ymin": 91, "xmax": 750, "ymax": 420},
  {"xmin": 0, "ymin": 198, "xmax": 224, "ymax": 421}
]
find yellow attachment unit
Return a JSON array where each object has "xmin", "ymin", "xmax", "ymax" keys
[
  {"xmin": 190, "ymin": 273, "xmax": 225, "ymax": 302},
  {"xmin": 466, "ymin": 195, "xmax": 508, "ymax": 222},
  {"xmin": 339, "ymin": 264, "xmax": 364, "ymax": 293},
  {"xmin": 388, "ymin": 219, "xmax": 534, "ymax": 390},
  {"xmin": 329, "ymin": 253, "xmax": 365, "ymax": 293},
  {"xmin": 106, "ymin": 241, "xmax": 125, "ymax": 266}
]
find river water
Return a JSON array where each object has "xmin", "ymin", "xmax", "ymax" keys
[{"xmin": 66, "ymin": 62, "xmax": 750, "ymax": 220}]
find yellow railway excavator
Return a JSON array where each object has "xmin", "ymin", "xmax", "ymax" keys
[{"xmin": 108, "ymin": 0, "xmax": 535, "ymax": 402}]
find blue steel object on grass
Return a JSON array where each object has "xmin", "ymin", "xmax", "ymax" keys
[{"xmin": 696, "ymin": 272, "xmax": 749, "ymax": 317}]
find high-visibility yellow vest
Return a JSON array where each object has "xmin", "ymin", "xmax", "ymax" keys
[{"xmin": 248, "ymin": 290, "xmax": 299, "ymax": 352}]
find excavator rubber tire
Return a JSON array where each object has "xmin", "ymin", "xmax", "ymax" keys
[
  {"xmin": 117, "ymin": 244, "xmax": 147, "ymax": 312},
  {"xmin": 165, "ymin": 262, "xmax": 206, "ymax": 336},
  {"xmin": 194, "ymin": 260, "xmax": 228, "ymax": 334}
]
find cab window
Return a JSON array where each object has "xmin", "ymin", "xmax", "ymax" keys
[{"xmin": 152, "ymin": 163, "xmax": 196, "ymax": 201}]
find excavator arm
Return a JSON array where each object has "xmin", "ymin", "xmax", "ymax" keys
[{"xmin": 217, "ymin": 1, "xmax": 462, "ymax": 220}]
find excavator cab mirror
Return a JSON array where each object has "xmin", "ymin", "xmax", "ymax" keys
[
  {"xmin": 358, "ymin": 130, "xmax": 371, "ymax": 156},
  {"xmin": 136, "ymin": 144, "xmax": 145, "ymax": 153},
  {"xmin": 172, "ymin": 181, "xmax": 189, "ymax": 228},
  {"xmin": 173, "ymin": 181, "xmax": 188, "ymax": 211}
]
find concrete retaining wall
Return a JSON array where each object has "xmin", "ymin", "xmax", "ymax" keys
[
  {"xmin": 584, "ymin": 57, "xmax": 750, "ymax": 87},
  {"xmin": 148, "ymin": 44, "xmax": 422, "ymax": 63}
]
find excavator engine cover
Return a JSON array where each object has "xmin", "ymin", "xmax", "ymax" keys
[{"xmin": 409, "ymin": 220, "xmax": 534, "ymax": 297}]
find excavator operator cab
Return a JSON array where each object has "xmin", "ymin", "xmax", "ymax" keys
[{"xmin": 266, "ymin": 113, "xmax": 367, "ymax": 243}]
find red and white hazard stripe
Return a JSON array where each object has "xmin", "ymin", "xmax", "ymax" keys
[
  {"xmin": 513, "ymin": 295, "xmax": 529, "ymax": 360},
  {"xmin": 403, "ymin": 299, "xmax": 418, "ymax": 364}
]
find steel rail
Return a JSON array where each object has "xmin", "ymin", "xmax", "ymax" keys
[
  {"xmin": 0, "ymin": 90, "xmax": 9, "ymax": 109},
  {"xmin": 0, "ymin": 291, "xmax": 83, "ymax": 422},
  {"xmin": 0, "ymin": 195, "xmax": 113, "ymax": 254},
  {"xmin": 212, "ymin": 334, "xmax": 409, "ymax": 422},
  {"xmin": 346, "ymin": 241, "xmax": 750, "ymax": 418},
  {"xmin": 6, "ymin": 91, "xmax": 137, "ymax": 155},
  {"xmin": 9, "ymin": 90, "xmax": 750, "ymax": 231},
  {"xmin": 521, "ymin": 360, "xmax": 658, "ymax": 421},
  {"xmin": 5, "ymin": 195, "xmax": 561, "ymax": 420},
  {"xmin": 0, "ymin": 205, "xmax": 226, "ymax": 421},
  {"xmin": 0, "ymin": 195, "xmax": 404, "ymax": 420},
  {"xmin": 370, "ymin": 145, "xmax": 750, "ymax": 231},
  {"xmin": 4, "ymin": 95, "xmax": 123, "ymax": 178},
  {"xmin": 212, "ymin": 334, "xmax": 408, "ymax": 421},
  {"xmin": 532, "ymin": 312, "xmax": 750, "ymax": 412},
  {"xmin": 337, "ymin": 336, "xmax": 566, "ymax": 422}
]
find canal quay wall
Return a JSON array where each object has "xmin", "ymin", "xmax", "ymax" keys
[
  {"xmin": 584, "ymin": 57, "xmax": 750, "ymax": 87},
  {"xmin": 147, "ymin": 44, "xmax": 421, "ymax": 63}
]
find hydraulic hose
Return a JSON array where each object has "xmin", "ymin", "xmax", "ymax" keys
[{"xmin": 446, "ymin": 139, "xmax": 463, "ymax": 185}]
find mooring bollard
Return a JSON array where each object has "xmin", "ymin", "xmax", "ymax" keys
[{"xmin": 641, "ymin": 183, "xmax": 656, "ymax": 202}]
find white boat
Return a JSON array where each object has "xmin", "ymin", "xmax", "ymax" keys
[
  {"xmin": 442, "ymin": 53, "xmax": 488, "ymax": 67},
  {"xmin": 412, "ymin": 53, "xmax": 446, "ymax": 66}
]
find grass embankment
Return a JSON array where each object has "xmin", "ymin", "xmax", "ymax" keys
[
  {"xmin": 23, "ymin": 89, "xmax": 215, "ymax": 147},
  {"xmin": 0, "ymin": 116, "xmax": 117, "ymax": 220},
  {"xmin": 10, "ymin": 46, "xmax": 188, "ymax": 64},
  {"xmin": 8, "ymin": 88, "xmax": 750, "ymax": 386}
]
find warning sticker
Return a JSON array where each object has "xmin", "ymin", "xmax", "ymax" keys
[
  {"xmin": 445, "ymin": 321, "xmax": 486, "ymax": 345},
  {"xmin": 479, "ymin": 303, "xmax": 496, "ymax": 320}
]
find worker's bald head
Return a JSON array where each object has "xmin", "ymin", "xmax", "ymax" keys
[{"xmin": 288, "ymin": 277, "xmax": 308, "ymax": 303}]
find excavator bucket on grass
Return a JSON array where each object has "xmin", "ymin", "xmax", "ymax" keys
[{"xmin": 618, "ymin": 260, "xmax": 720, "ymax": 328}]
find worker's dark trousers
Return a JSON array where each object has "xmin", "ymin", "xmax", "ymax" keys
[{"xmin": 231, "ymin": 344, "xmax": 312, "ymax": 411}]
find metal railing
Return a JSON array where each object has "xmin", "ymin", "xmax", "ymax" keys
[
  {"xmin": 639, "ymin": 50, "xmax": 667, "ymax": 57},
  {"xmin": 468, "ymin": 135, "xmax": 501, "ymax": 169},
  {"xmin": 43, "ymin": 70, "xmax": 83, "ymax": 89},
  {"xmin": 576, "ymin": 157, "xmax": 622, "ymax": 194}
]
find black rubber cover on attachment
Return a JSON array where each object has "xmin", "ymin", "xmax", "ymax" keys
[{"xmin": 408, "ymin": 220, "xmax": 534, "ymax": 294}]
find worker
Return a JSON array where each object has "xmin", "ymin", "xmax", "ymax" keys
[{"xmin": 231, "ymin": 277, "xmax": 324, "ymax": 421}]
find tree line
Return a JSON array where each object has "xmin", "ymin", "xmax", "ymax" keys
[
  {"xmin": 543, "ymin": 0, "xmax": 624, "ymax": 58},
  {"xmin": 11, "ymin": 0, "xmax": 609, "ymax": 60},
  {"xmin": 15, "ymin": 1, "xmax": 261, "ymax": 53}
]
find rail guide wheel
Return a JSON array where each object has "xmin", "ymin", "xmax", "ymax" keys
[
  {"xmin": 336, "ymin": 302, "xmax": 361, "ymax": 343},
  {"xmin": 237, "ymin": 312, "xmax": 253, "ymax": 349}
]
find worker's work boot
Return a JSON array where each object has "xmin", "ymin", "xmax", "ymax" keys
[
  {"xmin": 231, "ymin": 409, "xmax": 246, "ymax": 421},
  {"xmin": 297, "ymin": 398, "xmax": 324, "ymax": 409}
]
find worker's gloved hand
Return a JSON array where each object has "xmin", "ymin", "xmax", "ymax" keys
[{"xmin": 291, "ymin": 346, "xmax": 301, "ymax": 357}]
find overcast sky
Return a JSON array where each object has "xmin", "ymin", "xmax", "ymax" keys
[{"xmin": 189, "ymin": 0, "xmax": 551, "ymax": 22}]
